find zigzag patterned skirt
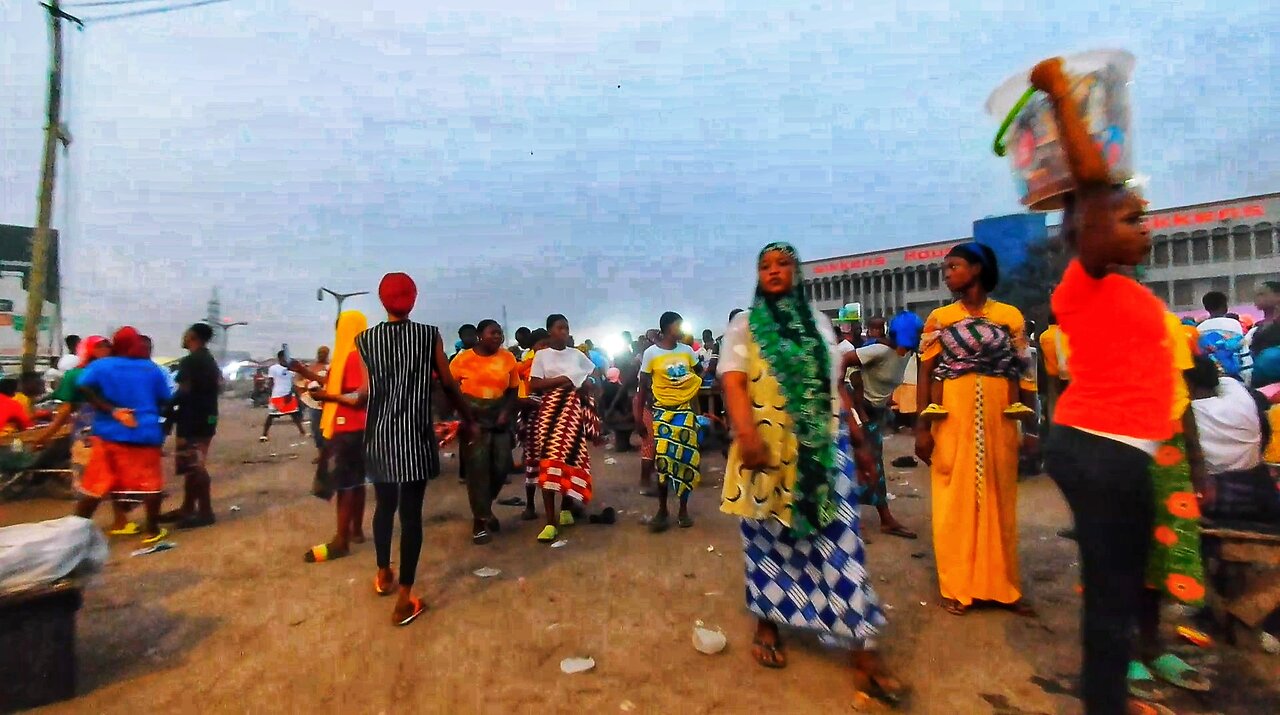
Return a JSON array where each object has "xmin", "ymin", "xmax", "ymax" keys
[{"xmin": 534, "ymin": 387, "xmax": 599, "ymax": 503}]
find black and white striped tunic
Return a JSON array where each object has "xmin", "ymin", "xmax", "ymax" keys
[{"xmin": 355, "ymin": 320, "xmax": 441, "ymax": 484}]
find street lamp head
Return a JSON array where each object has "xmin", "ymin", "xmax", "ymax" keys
[{"xmin": 317, "ymin": 288, "xmax": 324, "ymax": 301}]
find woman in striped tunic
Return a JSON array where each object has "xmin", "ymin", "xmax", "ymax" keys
[{"xmin": 357, "ymin": 272, "xmax": 475, "ymax": 626}]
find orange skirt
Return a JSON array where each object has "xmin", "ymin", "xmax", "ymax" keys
[{"xmin": 79, "ymin": 437, "xmax": 163, "ymax": 499}]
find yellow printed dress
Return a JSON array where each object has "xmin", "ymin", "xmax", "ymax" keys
[
  {"xmin": 718, "ymin": 313, "xmax": 884, "ymax": 645},
  {"xmin": 921, "ymin": 300, "xmax": 1030, "ymax": 607}
]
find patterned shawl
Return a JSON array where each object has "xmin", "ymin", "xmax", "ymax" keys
[
  {"xmin": 932, "ymin": 317, "xmax": 1024, "ymax": 381},
  {"xmin": 748, "ymin": 241, "xmax": 836, "ymax": 538}
]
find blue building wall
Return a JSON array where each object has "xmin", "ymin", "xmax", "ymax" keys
[{"xmin": 972, "ymin": 213, "xmax": 1047, "ymax": 274}]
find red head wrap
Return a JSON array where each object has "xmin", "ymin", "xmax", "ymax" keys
[
  {"xmin": 111, "ymin": 326, "xmax": 148, "ymax": 359},
  {"xmin": 378, "ymin": 272, "xmax": 417, "ymax": 317},
  {"xmin": 78, "ymin": 335, "xmax": 107, "ymax": 368}
]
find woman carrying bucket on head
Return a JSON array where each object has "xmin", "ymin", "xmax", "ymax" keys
[{"xmin": 991, "ymin": 52, "xmax": 1177, "ymax": 715}]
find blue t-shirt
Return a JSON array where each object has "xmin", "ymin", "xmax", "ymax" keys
[
  {"xmin": 78, "ymin": 356, "xmax": 173, "ymax": 445},
  {"xmin": 588, "ymin": 348, "xmax": 609, "ymax": 372}
]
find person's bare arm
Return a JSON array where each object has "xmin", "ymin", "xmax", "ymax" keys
[
  {"xmin": 288, "ymin": 360, "xmax": 326, "ymax": 385},
  {"xmin": 33, "ymin": 403, "xmax": 74, "ymax": 446},
  {"xmin": 634, "ymin": 373, "xmax": 653, "ymax": 435},
  {"xmin": 1181, "ymin": 404, "xmax": 1211, "ymax": 507},
  {"xmin": 1029, "ymin": 58, "xmax": 1116, "ymax": 277},
  {"xmin": 432, "ymin": 336, "xmax": 474, "ymax": 424},
  {"xmin": 721, "ymin": 371, "xmax": 767, "ymax": 468}
]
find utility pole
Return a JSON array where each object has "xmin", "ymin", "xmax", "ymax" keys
[
  {"xmin": 23, "ymin": 2, "xmax": 81, "ymax": 375},
  {"xmin": 317, "ymin": 287, "xmax": 368, "ymax": 326},
  {"xmin": 209, "ymin": 319, "xmax": 247, "ymax": 364}
]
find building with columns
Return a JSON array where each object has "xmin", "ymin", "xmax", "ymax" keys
[
  {"xmin": 1142, "ymin": 192, "xmax": 1280, "ymax": 314},
  {"xmin": 802, "ymin": 191, "xmax": 1280, "ymax": 322},
  {"xmin": 801, "ymin": 238, "xmax": 962, "ymax": 320}
]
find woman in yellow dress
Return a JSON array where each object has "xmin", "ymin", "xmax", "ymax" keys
[
  {"xmin": 720, "ymin": 241, "xmax": 905, "ymax": 709},
  {"xmin": 914, "ymin": 243, "xmax": 1036, "ymax": 616}
]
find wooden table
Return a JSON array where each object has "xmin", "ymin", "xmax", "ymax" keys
[{"xmin": 1201, "ymin": 521, "xmax": 1280, "ymax": 644}]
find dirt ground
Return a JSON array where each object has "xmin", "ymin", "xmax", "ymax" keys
[{"xmin": 3, "ymin": 400, "xmax": 1278, "ymax": 714}]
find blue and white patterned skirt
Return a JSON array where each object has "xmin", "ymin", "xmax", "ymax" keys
[{"xmin": 739, "ymin": 420, "xmax": 885, "ymax": 649}]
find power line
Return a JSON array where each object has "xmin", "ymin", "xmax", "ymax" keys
[
  {"xmin": 84, "ymin": 0, "xmax": 230, "ymax": 23},
  {"xmin": 63, "ymin": 0, "xmax": 169, "ymax": 8}
]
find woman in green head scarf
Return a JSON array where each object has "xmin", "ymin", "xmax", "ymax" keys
[{"xmin": 718, "ymin": 242, "xmax": 905, "ymax": 707}]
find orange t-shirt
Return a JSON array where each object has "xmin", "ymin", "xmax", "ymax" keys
[
  {"xmin": 1051, "ymin": 260, "xmax": 1175, "ymax": 441},
  {"xmin": 450, "ymin": 348, "xmax": 518, "ymax": 400}
]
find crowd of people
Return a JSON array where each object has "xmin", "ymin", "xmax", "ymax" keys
[{"xmin": 20, "ymin": 57, "xmax": 1280, "ymax": 715}]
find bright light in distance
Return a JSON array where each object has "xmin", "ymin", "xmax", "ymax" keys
[
  {"xmin": 682, "ymin": 322, "xmax": 695, "ymax": 336},
  {"xmin": 600, "ymin": 334, "xmax": 627, "ymax": 358}
]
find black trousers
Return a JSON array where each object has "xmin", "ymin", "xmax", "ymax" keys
[
  {"xmin": 372, "ymin": 480, "xmax": 427, "ymax": 587},
  {"xmin": 1045, "ymin": 427, "xmax": 1154, "ymax": 715}
]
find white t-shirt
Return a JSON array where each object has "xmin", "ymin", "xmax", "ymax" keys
[
  {"xmin": 56, "ymin": 354, "xmax": 79, "ymax": 372},
  {"xmin": 1192, "ymin": 377, "xmax": 1262, "ymax": 474},
  {"xmin": 267, "ymin": 364, "xmax": 295, "ymax": 398},
  {"xmin": 530, "ymin": 347, "xmax": 596, "ymax": 390},
  {"xmin": 1198, "ymin": 317, "xmax": 1244, "ymax": 338},
  {"xmin": 853, "ymin": 342, "xmax": 910, "ymax": 407},
  {"xmin": 718, "ymin": 310, "xmax": 844, "ymax": 418}
]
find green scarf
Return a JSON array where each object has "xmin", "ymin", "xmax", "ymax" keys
[{"xmin": 748, "ymin": 241, "xmax": 836, "ymax": 538}]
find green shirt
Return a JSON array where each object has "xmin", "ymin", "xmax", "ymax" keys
[{"xmin": 52, "ymin": 367, "xmax": 84, "ymax": 404}]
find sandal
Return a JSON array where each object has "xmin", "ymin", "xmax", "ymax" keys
[
  {"xmin": 394, "ymin": 596, "xmax": 426, "ymax": 627},
  {"xmin": 304, "ymin": 543, "xmax": 350, "ymax": 563},
  {"xmin": 1003, "ymin": 402, "xmax": 1036, "ymax": 420},
  {"xmin": 559, "ymin": 510, "xmax": 575, "ymax": 527},
  {"xmin": 752, "ymin": 635, "xmax": 787, "ymax": 669},
  {"xmin": 1004, "ymin": 600, "xmax": 1037, "ymax": 618},
  {"xmin": 1148, "ymin": 653, "xmax": 1212, "ymax": 692},
  {"xmin": 1127, "ymin": 699, "xmax": 1176, "ymax": 715},
  {"xmin": 880, "ymin": 525, "xmax": 918, "ymax": 540},
  {"xmin": 140, "ymin": 528, "xmax": 169, "ymax": 545},
  {"xmin": 649, "ymin": 513, "xmax": 671, "ymax": 534},
  {"xmin": 472, "ymin": 529, "xmax": 492, "ymax": 545},
  {"xmin": 109, "ymin": 522, "xmax": 140, "ymax": 537},
  {"xmin": 852, "ymin": 667, "xmax": 907, "ymax": 708},
  {"xmin": 919, "ymin": 403, "xmax": 948, "ymax": 420},
  {"xmin": 941, "ymin": 599, "xmax": 968, "ymax": 616},
  {"xmin": 374, "ymin": 568, "xmax": 396, "ymax": 596},
  {"xmin": 1127, "ymin": 660, "xmax": 1165, "ymax": 701},
  {"xmin": 537, "ymin": 525, "xmax": 558, "ymax": 543}
]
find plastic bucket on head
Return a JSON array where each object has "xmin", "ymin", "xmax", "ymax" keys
[{"xmin": 986, "ymin": 49, "xmax": 1136, "ymax": 212}]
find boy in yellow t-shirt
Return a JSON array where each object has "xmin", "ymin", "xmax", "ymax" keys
[{"xmin": 636, "ymin": 311, "xmax": 702, "ymax": 533}]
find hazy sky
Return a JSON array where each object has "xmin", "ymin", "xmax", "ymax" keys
[{"xmin": 2, "ymin": 0, "xmax": 1277, "ymax": 356}]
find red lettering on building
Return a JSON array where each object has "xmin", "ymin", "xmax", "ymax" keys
[
  {"xmin": 1144, "ymin": 203, "xmax": 1266, "ymax": 231},
  {"xmin": 811, "ymin": 256, "xmax": 888, "ymax": 274},
  {"xmin": 904, "ymin": 248, "xmax": 950, "ymax": 262}
]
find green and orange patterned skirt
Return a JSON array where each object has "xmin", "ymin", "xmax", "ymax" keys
[{"xmin": 1145, "ymin": 432, "xmax": 1206, "ymax": 606}]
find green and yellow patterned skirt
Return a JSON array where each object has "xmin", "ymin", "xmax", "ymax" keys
[{"xmin": 1145, "ymin": 433, "xmax": 1206, "ymax": 606}]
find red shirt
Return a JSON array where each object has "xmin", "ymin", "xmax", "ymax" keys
[
  {"xmin": 1052, "ymin": 260, "xmax": 1175, "ymax": 441},
  {"xmin": 0, "ymin": 394, "xmax": 33, "ymax": 435},
  {"xmin": 332, "ymin": 351, "xmax": 366, "ymax": 433}
]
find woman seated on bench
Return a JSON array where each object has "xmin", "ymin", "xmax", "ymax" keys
[{"xmin": 1189, "ymin": 356, "xmax": 1277, "ymax": 522}]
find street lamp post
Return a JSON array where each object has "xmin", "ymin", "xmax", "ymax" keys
[
  {"xmin": 317, "ymin": 287, "xmax": 368, "ymax": 325},
  {"xmin": 209, "ymin": 320, "xmax": 248, "ymax": 365}
]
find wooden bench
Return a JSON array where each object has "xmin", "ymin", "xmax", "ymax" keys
[{"xmin": 1201, "ymin": 520, "xmax": 1280, "ymax": 645}]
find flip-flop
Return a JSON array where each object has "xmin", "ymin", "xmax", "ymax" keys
[
  {"xmin": 881, "ymin": 525, "xmax": 918, "ymax": 540},
  {"xmin": 140, "ymin": 528, "xmax": 169, "ymax": 545},
  {"xmin": 109, "ymin": 522, "xmax": 140, "ymax": 536},
  {"xmin": 537, "ymin": 525, "xmax": 558, "ymax": 543},
  {"xmin": 304, "ymin": 543, "xmax": 349, "ymax": 563},
  {"xmin": 678, "ymin": 514, "xmax": 694, "ymax": 529},
  {"xmin": 751, "ymin": 636, "xmax": 787, "ymax": 669},
  {"xmin": 1127, "ymin": 699, "xmax": 1176, "ymax": 715},
  {"xmin": 941, "ymin": 599, "xmax": 968, "ymax": 616},
  {"xmin": 588, "ymin": 507, "xmax": 617, "ymax": 525},
  {"xmin": 395, "ymin": 596, "xmax": 426, "ymax": 627},
  {"xmin": 559, "ymin": 510, "xmax": 575, "ymax": 527},
  {"xmin": 1149, "ymin": 653, "xmax": 1212, "ymax": 692},
  {"xmin": 1127, "ymin": 660, "xmax": 1165, "ymax": 701},
  {"xmin": 374, "ymin": 569, "xmax": 396, "ymax": 596},
  {"xmin": 856, "ymin": 671, "xmax": 907, "ymax": 708},
  {"xmin": 472, "ymin": 529, "xmax": 492, "ymax": 545}
]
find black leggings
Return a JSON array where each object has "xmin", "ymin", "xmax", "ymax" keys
[
  {"xmin": 372, "ymin": 480, "xmax": 427, "ymax": 587},
  {"xmin": 1046, "ymin": 427, "xmax": 1154, "ymax": 715}
]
